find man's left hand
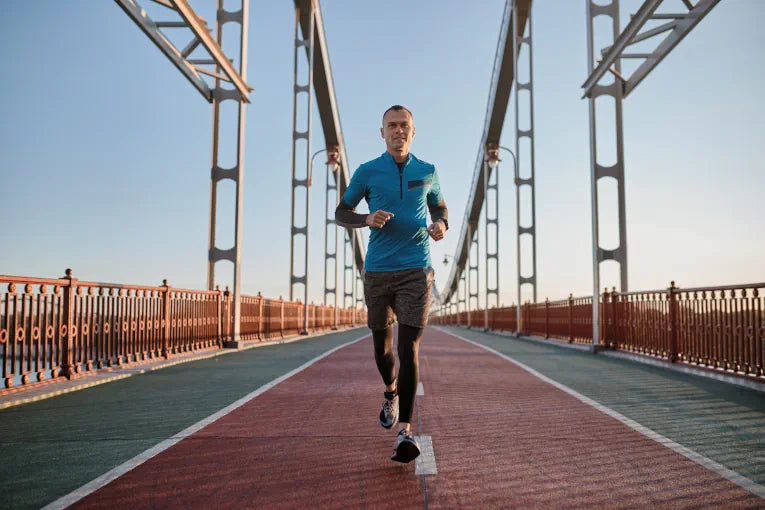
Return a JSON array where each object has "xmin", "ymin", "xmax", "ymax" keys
[{"xmin": 427, "ymin": 220, "xmax": 446, "ymax": 241}]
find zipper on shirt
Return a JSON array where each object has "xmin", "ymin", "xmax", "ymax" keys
[{"xmin": 398, "ymin": 167, "xmax": 403, "ymax": 199}]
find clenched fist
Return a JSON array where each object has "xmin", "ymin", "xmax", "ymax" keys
[
  {"xmin": 366, "ymin": 210, "xmax": 394, "ymax": 229},
  {"xmin": 427, "ymin": 220, "xmax": 446, "ymax": 241}
]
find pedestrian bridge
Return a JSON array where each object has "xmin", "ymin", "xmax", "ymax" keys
[
  {"xmin": 3, "ymin": 0, "xmax": 764, "ymax": 507},
  {"xmin": 1, "ymin": 321, "xmax": 763, "ymax": 508}
]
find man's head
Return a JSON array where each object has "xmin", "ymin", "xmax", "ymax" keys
[{"xmin": 381, "ymin": 105, "xmax": 415, "ymax": 157}]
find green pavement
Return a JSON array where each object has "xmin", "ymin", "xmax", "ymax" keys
[
  {"xmin": 0, "ymin": 329, "xmax": 368, "ymax": 510},
  {"xmin": 442, "ymin": 326, "xmax": 765, "ymax": 487}
]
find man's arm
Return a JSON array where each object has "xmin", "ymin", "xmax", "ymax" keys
[
  {"xmin": 428, "ymin": 200, "xmax": 448, "ymax": 226},
  {"xmin": 427, "ymin": 200, "xmax": 448, "ymax": 241},
  {"xmin": 335, "ymin": 200, "xmax": 368, "ymax": 228},
  {"xmin": 336, "ymin": 201, "xmax": 394, "ymax": 229}
]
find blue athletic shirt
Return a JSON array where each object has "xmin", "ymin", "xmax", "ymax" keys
[{"xmin": 341, "ymin": 152, "xmax": 444, "ymax": 272}]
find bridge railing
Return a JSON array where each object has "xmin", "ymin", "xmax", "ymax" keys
[
  {"xmin": 434, "ymin": 282, "xmax": 764, "ymax": 380},
  {"xmin": 0, "ymin": 270, "xmax": 366, "ymax": 390}
]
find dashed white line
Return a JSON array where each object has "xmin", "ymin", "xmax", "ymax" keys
[
  {"xmin": 416, "ymin": 382, "xmax": 424, "ymax": 396},
  {"xmin": 414, "ymin": 435, "xmax": 437, "ymax": 475}
]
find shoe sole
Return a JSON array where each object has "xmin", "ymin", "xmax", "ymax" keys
[
  {"xmin": 391, "ymin": 440, "xmax": 420, "ymax": 463},
  {"xmin": 380, "ymin": 409, "xmax": 399, "ymax": 429}
]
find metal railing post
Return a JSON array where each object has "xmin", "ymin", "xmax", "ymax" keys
[
  {"xmin": 61, "ymin": 269, "xmax": 78, "ymax": 379},
  {"xmin": 668, "ymin": 281, "xmax": 679, "ymax": 362},
  {"xmin": 601, "ymin": 287, "xmax": 609, "ymax": 348},
  {"xmin": 280, "ymin": 297, "xmax": 285, "ymax": 338},
  {"xmin": 611, "ymin": 286, "xmax": 619, "ymax": 350},
  {"xmin": 257, "ymin": 292, "xmax": 264, "ymax": 340},
  {"xmin": 216, "ymin": 285, "xmax": 223, "ymax": 347},
  {"xmin": 224, "ymin": 286, "xmax": 232, "ymax": 343},
  {"xmin": 162, "ymin": 279, "xmax": 171, "ymax": 358},
  {"xmin": 568, "ymin": 293, "xmax": 574, "ymax": 343},
  {"xmin": 545, "ymin": 298, "xmax": 550, "ymax": 339}
]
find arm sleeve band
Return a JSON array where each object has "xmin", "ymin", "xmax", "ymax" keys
[{"xmin": 335, "ymin": 200, "xmax": 368, "ymax": 228}]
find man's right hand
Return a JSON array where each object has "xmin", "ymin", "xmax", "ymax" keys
[{"xmin": 365, "ymin": 210, "xmax": 394, "ymax": 229}]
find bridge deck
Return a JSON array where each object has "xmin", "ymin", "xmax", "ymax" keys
[{"xmin": 1, "ymin": 327, "xmax": 763, "ymax": 508}]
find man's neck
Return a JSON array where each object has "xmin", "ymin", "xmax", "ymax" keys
[{"xmin": 387, "ymin": 149, "xmax": 409, "ymax": 164}]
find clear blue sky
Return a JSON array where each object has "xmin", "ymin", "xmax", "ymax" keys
[{"xmin": 2, "ymin": 0, "xmax": 763, "ymax": 307}]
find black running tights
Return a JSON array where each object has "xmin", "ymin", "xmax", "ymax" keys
[{"xmin": 372, "ymin": 324, "xmax": 424, "ymax": 423}]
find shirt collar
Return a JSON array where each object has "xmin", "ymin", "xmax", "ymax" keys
[{"xmin": 382, "ymin": 151, "xmax": 413, "ymax": 167}]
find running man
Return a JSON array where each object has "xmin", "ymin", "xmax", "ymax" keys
[{"xmin": 335, "ymin": 105, "xmax": 448, "ymax": 463}]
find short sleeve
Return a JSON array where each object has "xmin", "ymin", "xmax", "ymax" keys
[
  {"xmin": 340, "ymin": 165, "xmax": 367, "ymax": 208},
  {"xmin": 427, "ymin": 167, "xmax": 444, "ymax": 206}
]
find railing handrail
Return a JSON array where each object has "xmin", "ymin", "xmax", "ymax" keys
[
  {"xmin": 0, "ymin": 271, "xmax": 367, "ymax": 392},
  {"xmin": 0, "ymin": 275, "xmax": 70, "ymax": 286},
  {"xmin": 435, "ymin": 279, "xmax": 764, "ymax": 382}
]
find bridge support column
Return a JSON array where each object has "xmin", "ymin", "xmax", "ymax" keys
[
  {"xmin": 323, "ymin": 148, "xmax": 341, "ymax": 329},
  {"xmin": 289, "ymin": 3, "xmax": 315, "ymax": 334},
  {"xmin": 458, "ymin": 269, "xmax": 467, "ymax": 326},
  {"xmin": 585, "ymin": 0, "xmax": 629, "ymax": 348},
  {"xmin": 343, "ymin": 230, "xmax": 354, "ymax": 324},
  {"xmin": 483, "ymin": 156, "xmax": 499, "ymax": 331},
  {"xmin": 513, "ymin": 0, "xmax": 538, "ymax": 312},
  {"xmin": 467, "ymin": 224, "xmax": 479, "ymax": 328},
  {"xmin": 206, "ymin": 0, "xmax": 249, "ymax": 348}
]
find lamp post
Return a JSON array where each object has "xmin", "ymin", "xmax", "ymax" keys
[
  {"xmin": 486, "ymin": 144, "xmax": 521, "ymax": 337},
  {"xmin": 301, "ymin": 146, "xmax": 340, "ymax": 334},
  {"xmin": 297, "ymin": 148, "xmax": 326, "ymax": 334}
]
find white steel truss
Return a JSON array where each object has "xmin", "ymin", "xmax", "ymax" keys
[
  {"xmin": 583, "ymin": 0, "xmax": 722, "ymax": 99},
  {"xmin": 289, "ymin": 3, "xmax": 315, "ymax": 334},
  {"xmin": 116, "ymin": 0, "xmax": 252, "ymax": 346}
]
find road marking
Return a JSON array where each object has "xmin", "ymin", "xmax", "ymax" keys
[
  {"xmin": 416, "ymin": 382, "xmax": 424, "ymax": 396},
  {"xmin": 414, "ymin": 435, "xmax": 437, "ymax": 475},
  {"xmin": 42, "ymin": 333, "xmax": 371, "ymax": 510},
  {"xmin": 438, "ymin": 327, "xmax": 765, "ymax": 500}
]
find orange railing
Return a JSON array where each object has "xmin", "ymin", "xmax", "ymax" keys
[
  {"xmin": 433, "ymin": 282, "xmax": 765, "ymax": 380},
  {"xmin": 0, "ymin": 270, "xmax": 366, "ymax": 390}
]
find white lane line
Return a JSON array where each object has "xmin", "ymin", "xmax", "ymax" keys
[
  {"xmin": 43, "ymin": 333, "xmax": 371, "ymax": 510},
  {"xmin": 416, "ymin": 382, "xmax": 424, "ymax": 396},
  {"xmin": 414, "ymin": 435, "xmax": 437, "ymax": 475},
  {"xmin": 437, "ymin": 327, "xmax": 765, "ymax": 500}
]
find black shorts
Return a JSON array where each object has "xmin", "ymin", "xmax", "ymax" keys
[{"xmin": 362, "ymin": 267, "xmax": 434, "ymax": 330}]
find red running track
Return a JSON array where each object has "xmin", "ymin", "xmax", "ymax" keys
[{"xmin": 74, "ymin": 328, "xmax": 762, "ymax": 509}]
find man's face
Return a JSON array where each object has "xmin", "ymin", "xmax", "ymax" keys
[{"xmin": 381, "ymin": 109, "xmax": 415, "ymax": 154}]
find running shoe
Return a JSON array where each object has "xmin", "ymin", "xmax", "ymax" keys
[
  {"xmin": 391, "ymin": 428, "xmax": 420, "ymax": 463},
  {"xmin": 380, "ymin": 390, "xmax": 399, "ymax": 429}
]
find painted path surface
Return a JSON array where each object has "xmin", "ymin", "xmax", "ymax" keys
[{"xmin": 23, "ymin": 327, "xmax": 762, "ymax": 509}]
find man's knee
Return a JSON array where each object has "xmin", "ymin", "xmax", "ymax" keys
[{"xmin": 372, "ymin": 328, "xmax": 393, "ymax": 356}]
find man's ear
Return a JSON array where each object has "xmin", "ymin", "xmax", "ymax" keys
[{"xmin": 380, "ymin": 127, "xmax": 384, "ymax": 138}]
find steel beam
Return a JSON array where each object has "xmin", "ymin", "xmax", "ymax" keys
[
  {"xmin": 115, "ymin": 0, "xmax": 212, "ymax": 100},
  {"xmin": 586, "ymin": 0, "xmax": 628, "ymax": 348},
  {"xmin": 323, "ymin": 149, "xmax": 340, "ymax": 329},
  {"xmin": 582, "ymin": 0, "xmax": 721, "ymax": 98},
  {"xmin": 169, "ymin": 0, "xmax": 252, "ymax": 101},
  {"xmin": 483, "ymin": 158, "xmax": 499, "ymax": 330},
  {"xmin": 343, "ymin": 230, "xmax": 354, "ymax": 310},
  {"xmin": 441, "ymin": 0, "xmax": 532, "ymax": 304},
  {"xmin": 205, "ymin": 0, "xmax": 249, "ymax": 348},
  {"xmin": 294, "ymin": 0, "xmax": 366, "ymax": 274},
  {"xmin": 115, "ymin": 0, "xmax": 252, "ymax": 103},
  {"xmin": 467, "ymin": 224, "xmax": 479, "ymax": 328},
  {"xmin": 458, "ymin": 269, "xmax": 467, "ymax": 326},
  {"xmin": 289, "ymin": 3, "xmax": 315, "ymax": 335},
  {"xmin": 513, "ymin": 0, "xmax": 538, "ymax": 307}
]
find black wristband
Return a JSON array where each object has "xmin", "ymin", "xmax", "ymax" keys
[{"xmin": 439, "ymin": 218, "xmax": 449, "ymax": 230}]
